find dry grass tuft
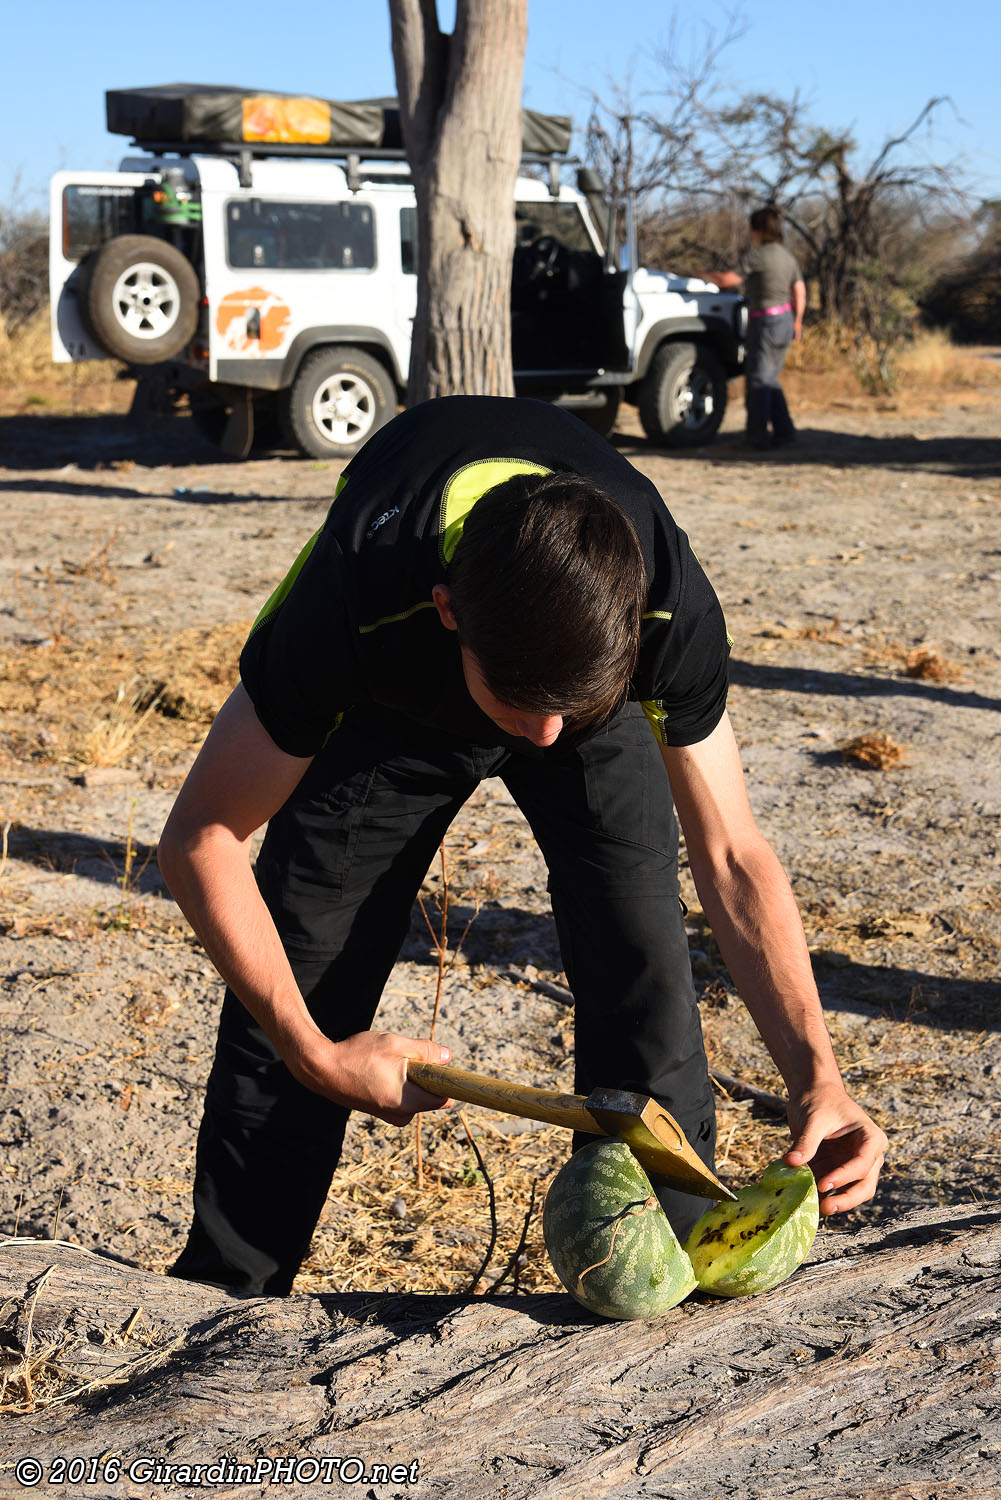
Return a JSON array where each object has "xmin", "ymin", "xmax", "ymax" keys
[
  {"xmin": 0, "ymin": 620, "xmax": 248, "ymax": 777},
  {"xmin": 862, "ymin": 638, "xmax": 965, "ymax": 683},
  {"xmin": 839, "ymin": 732, "xmax": 909, "ymax": 771},
  {"xmin": 756, "ymin": 616, "xmax": 848, "ymax": 646},
  {"xmin": 0, "ymin": 1254, "xmax": 176, "ymax": 1415},
  {"xmin": 82, "ymin": 684, "xmax": 162, "ymax": 768},
  {"xmin": 903, "ymin": 646, "xmax": 963, "ymax": 683},
  {"xmin": 298, "ymin": 1112, "xmax": 564, "ymax": 1297}
]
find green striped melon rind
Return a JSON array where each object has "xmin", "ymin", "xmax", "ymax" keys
[
  {"xmin": 684, "ymin": 1159, "xmax": 819, "ymax": 1297},
  {"xmin": 543, "ymin": 1139, "xmax": 697, "ymax": 1320}
]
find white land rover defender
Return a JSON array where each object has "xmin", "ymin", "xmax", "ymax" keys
[{"xmin": 50, "ymin": 85, "xmax": 745, "ymax": 459}]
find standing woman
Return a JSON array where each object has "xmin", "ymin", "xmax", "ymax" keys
[{"xmin": 714, "ymin": 206, "xmax": 806, "ymax": 451}]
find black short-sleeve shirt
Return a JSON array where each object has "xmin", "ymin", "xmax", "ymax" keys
[{"xmin": 240, "ymin": 396, "xmax": 729, "ymax": 756}]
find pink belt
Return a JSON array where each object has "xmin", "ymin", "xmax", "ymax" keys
[{"xmin": 750, "ymin": 302, "xmax": 792, "ymax": 318}]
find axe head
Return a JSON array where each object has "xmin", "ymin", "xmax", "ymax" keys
[{"xmin": 584, "ymin": 1087, "xmax": 737, "ymax": 1201}]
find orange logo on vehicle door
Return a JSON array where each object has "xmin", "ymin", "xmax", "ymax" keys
[{"xmin": 215, "ymin": 287, "xmax": 291, "ymax": 356}]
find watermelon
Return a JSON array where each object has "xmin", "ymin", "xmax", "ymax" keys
[
  {"xmin": 543, "ymin": 1140, "xmax": 697, "ymax": 1320},
  {"xmin": 684, "ymin": 1159, "xmax": 819, "ymax": 1297}
]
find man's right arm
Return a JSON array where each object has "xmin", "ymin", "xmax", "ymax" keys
[
  {"xmin": 792, "ymin": 277, "xmax": 806, "ymax": 340},
  {"xmin": 157, "ymin": 683, "xmax": 451, "ymax": 1124}
]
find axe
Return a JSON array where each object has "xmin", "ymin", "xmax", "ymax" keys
[{"xmin": 407, "ymin": 1060, "xmax": 736, "ymax": 1201}]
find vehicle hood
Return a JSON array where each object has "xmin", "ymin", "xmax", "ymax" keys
[{"xmin": 632, "ymin": 267, "xmax": 737, "ymax": 297}]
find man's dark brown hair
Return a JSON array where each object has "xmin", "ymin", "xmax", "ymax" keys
[
  {"xmin": 749, "ymin": 205, "xmax": 784, "ymax": 243},
  {"xmin": 446, "ymin": 471, "xmax": 647, "ymax": 726}
]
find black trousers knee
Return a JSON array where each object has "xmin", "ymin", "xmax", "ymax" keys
[{"xmin": 170, "ymin": 703, "xmax": 715, "ymax": 1294}]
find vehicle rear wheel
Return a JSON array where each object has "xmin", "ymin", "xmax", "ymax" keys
[
  {"xmin": 281, "ymin": 346, "xmax": 397, "ymax": 459},
  {"xmin": 82, "ymin": 235, "xmax": 200, "ymax": 364},
  {"xmin": 638, "ymin": 342, "xmax": 727, "ymax": 448}
]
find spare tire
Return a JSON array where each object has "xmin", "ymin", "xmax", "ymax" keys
[{"xmin": 82, "ymin": 235, "xmax": 200, "ymax": 364}]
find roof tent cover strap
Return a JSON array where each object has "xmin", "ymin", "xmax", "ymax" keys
[{"xmin": 106, "ymin": 85, "xmax": 572, "ymax": 155}]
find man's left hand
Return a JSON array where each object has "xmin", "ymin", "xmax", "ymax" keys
[{"xmin": 784, "ymin": 1084, "xmax": 887, "ymax": 1216}]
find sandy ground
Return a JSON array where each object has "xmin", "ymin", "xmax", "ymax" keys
[{"xmin": 0, "ymin": 379, "xmax": 999, "ymax": 1298}]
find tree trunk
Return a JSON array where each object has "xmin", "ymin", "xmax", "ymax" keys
[
  {"xmin": 1, "ymin": 1205, "xmax": 998, "ymax": 1497},
  {"xmin": 389, "ymin": 0, "xmax": 527, "ymax": 402}
]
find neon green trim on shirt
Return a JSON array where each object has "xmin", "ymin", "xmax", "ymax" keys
[
  {"xmin": 439, "ymin": 458, "xmax": 551, "ymax": 564},
  {"xmin": 641, "ymin": 699, "xmax": 670, "ymax": 745},
  {"xmin": 358, "ymin": 599, "xmax": 438, "ymax": 634},
  {"xmin": 643, "ymin": 609, "xmax": 673, "ymax": 621},
  {"xmin": 247, "ymin": 527, "xmax": 323, "ymax": 639}
]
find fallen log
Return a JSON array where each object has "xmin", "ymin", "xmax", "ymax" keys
[{"xmin": 0, "ymin": 1204, "xmax": 998, "ymax": 1499}]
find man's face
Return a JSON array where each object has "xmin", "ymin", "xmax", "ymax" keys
[
  {"xmin": 432, "ymin": 584, "xmax": 564, "ymax": 748},
  {"xmin": 459, "ymin": 647, "xmax": 564, "ymax": 748}
]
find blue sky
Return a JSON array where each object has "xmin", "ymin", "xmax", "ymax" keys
[{"xmin": 3, "ymin": 0, "xmax": 998, "ymax": 214}]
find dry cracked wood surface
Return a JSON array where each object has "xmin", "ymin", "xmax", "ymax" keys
[{"xmin": 1, "ymin": 1204, "xmax": 998, "ymax": 1499}]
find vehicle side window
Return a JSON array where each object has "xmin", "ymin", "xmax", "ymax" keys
[
  {"xmin": 514, "ymin": 202, "xmax": 597, "ymax": 254},
  {"xmin": 400, "ymin": 206, "xmax": 417, "ymax": 275},
  {"xmin": 62, "ymin": 185, "xmax": 151, "ymax": 262},
  {"xmin": 227, "ymin": 200, "xmax": 376, "ymax": 271}
]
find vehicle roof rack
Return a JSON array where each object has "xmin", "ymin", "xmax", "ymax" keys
[{"xmin": 128, "ymin": 139, "xmax": 571, "ymax": 194}]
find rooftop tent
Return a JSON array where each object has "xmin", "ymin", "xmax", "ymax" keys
[
  {"xmin": 105, "ymin": 85, "xmax": 572, "ymax": 156},
  {"xmin": 105, "ymin": 85, "xmax": 386, "ymax": 148},
  {"xmin": 362, "ymin": 98, "xmax": 572, "ymax": 155}
]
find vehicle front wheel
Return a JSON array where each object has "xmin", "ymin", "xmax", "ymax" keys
[
  {"xmin": 81, "ymin": 235, "xmax": 200, "ymax": 364},
  {"xmin": 638, "ymin": 342, "xmax": 727, "ymax": 448},
  {"xmin": 281, "ymin": 347, "xmax": 397, "ymax": 459}
]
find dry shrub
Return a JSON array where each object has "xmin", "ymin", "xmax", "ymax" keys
[
  {"xmin": 0, "ymin": 309, "xmax": 56, "ymax": 383},
  {"xmin": 784, "ymin": 320, "xmax": 855, "ymax": 375},
  {"xmin": 783, "ymin": 321, "xmax": 1001, "ymax": 405},
  {"xmin": 839, "ymin": 732, "xmax": 908, "ymax": 770},
  {"xmin": 0, "ymin": 309, "xmax": 131, "ymax": 415},
  {"xmin": 896, "ymin": 327, "xmax": 1001, "ymax": 388}
]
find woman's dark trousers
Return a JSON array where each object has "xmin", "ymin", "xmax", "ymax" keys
[{"xmin": 745, "ymin": 309, "xmax": 796, "ymax": 448}]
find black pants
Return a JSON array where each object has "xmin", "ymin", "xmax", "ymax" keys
[
  {"xmin": 170, "ymin": 702, "xmax": 717, "ymax": 1295},
  {"xmin": 745, "ymin": 309, "xmax": 796, "ymax": 447}
]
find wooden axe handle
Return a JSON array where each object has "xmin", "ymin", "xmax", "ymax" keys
[
  {"xmin": 408, "ymin": 1061, "xmax": 737, "ymax": 1201},
  {"xmin": 407, "ymin": 1060, "xmax": 597, "ymax": 1134}
]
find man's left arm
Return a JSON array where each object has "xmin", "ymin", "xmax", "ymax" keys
[{"xmin": 661, "ymin": 712, "xmax": 887, "ymax": 1215}]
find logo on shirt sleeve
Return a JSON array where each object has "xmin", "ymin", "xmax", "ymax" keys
[{"xmin": 365, "ymin": 505, "xmax": 400, "ymax": 540}]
